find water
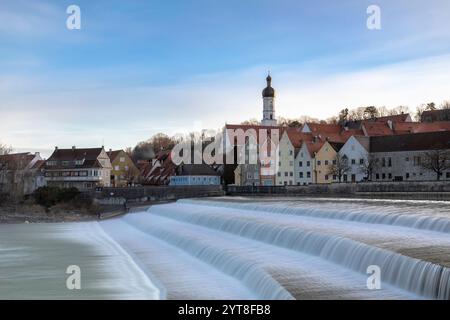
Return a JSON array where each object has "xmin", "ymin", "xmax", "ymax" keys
[{"xmin": 1, "ymin": 197, "xmax": 450, "ymax": 299}]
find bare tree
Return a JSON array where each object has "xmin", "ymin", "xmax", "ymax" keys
[
  {"xmin": 420, "ymin": 149, "xmax": 450, "ymax": 181},
  {"xmin": 0, "ymin": 142, "xmax": 12, "ymax": 155},
  {"xmin": 359, "ymin": 154, "xmax": 380, "ymax": 181},
  {"xmin": 328, "ymin": 154, "xmax": 350, "ymax": 183}
]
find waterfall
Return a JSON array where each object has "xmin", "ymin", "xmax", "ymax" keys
[
  {"xmin": 121, "ymin": 216, "xmax": 294, "ymax": 300},
  {"xmin": 149, "ymin": 202, "xmax": 450, "ymax": 300},
  {"xmin": 178, "ymin": 199, "xmax": 450, "ymax": 234}
]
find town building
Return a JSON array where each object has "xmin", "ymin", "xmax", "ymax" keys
[
  {"xmin": 339, "ymin": 136, "xmax": 370, "ymax": 182},
  {"xmin": 44, "ymin": 147, "xmax": 112, "ymax": 189},
  {"xmin": 421, "ymin": 109, "xmax": 450, "ymax": 122},
  {"xmin": 107, "ymin": 149, "xmax": 140, "ymax": 187},
  {"xmin": 0, "ymin": 152, "xmax": 45, "ymax": 196},
  {"xmin": 170, "ymin": 164, "xmax": 221, "ymax": 185},
  {"xmin": 370, "ymin": 131, "xmax": 450, "ymax": 181},
  {"xmin": 314, "ymin": 141, "xmax": 344, "ymax": 184}
]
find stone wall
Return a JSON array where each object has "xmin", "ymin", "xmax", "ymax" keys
[
  {"xmin": 85, "ymin": 185, "xmax": 225, "ymax": 205},
  {"xmin": 226, "ymin": 181, "xmax": 450, "ymax": 200}
]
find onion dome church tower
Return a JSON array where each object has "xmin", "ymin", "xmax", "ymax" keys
[{"xmin": 261, "ymin": 73, "xmax": 277, "ymax": 126}]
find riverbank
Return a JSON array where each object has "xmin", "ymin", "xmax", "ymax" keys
[{"xmin": 0, "ymin": 204, "xmax": 99, "ymax": 224}]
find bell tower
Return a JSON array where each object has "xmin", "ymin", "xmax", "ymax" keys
[{"xmin": 261, "ymin": 73, "xmax": 277, "ymax": 126}]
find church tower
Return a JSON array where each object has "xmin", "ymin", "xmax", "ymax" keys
[{"xmin": 261, "ymin": 73, "xmax": 277, "ymax": 126}]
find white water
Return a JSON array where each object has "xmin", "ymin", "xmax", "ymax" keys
[{"xmin": 1, "ymin": 197, "xmax": 449, "ymax": 299}]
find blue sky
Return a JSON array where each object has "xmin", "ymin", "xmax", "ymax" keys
[{"xmin": 1, "ymin": 0, "xmax": 450, "ymax": 157}]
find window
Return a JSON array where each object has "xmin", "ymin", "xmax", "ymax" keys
[
  {"xmin": 115, "ymin": 165, "xmax": 120, "ymax": 171},
  {"xmin": 414, "ymin": 156, "xmax": 421, "ymax": 166},
  {"xmin": 375, "ymin": 173, "xmax": 380, "ymax": 179},
  {"xmin": 120, "ymin": 157, "xmax": 125, "ymax": 162},
  {"xmin": 388, "ymin": 158, "xmax": 392, "ymax": 167},
  {"xmin": 351, "ymin": 159, "xmax": 356, "ymax": 165},
  {"xmin": 284, "ymin": 172, "xmax": 288, "ymax": 177},
  {"xmin": 382, "ymin": 173, "xmax": 386, "ymax": 179},
  {"xmin": 289, "ymin": 161, "xmax": 293, "ymax": 166},
  {"xmin": 382, "ymin": 158, "xmax": 386, "ymax": 167},
  {"xmin": 447, "ymin": 172, "xmax": 450, "ymax": 179},
  {"xmin": 284, "ymin": 181, "xmax": 287, "ymax": 186},
  {"xmin": 299, "ymin": 172, "xmax": 304, "ymax": 178},
  {"xmin": 300, "ymin": 152, "xmax": 303, "ymax": 157},
  {"xmin": 299, "ymin": 161, "xmax": 303, "ymax": 167},
  {"xmin": 325, "ymin": 160, "xmax": 329, "ymax": 166},
  {"xmin": 405, "ymin": 157, "xmax": 409, "ymax": 162},
  {"xmin": 332, "ymin": 160, "xmax": 336, "ymax": 165},
  {"xmin": 406, "ymin": 173, "xmax": 410, "ymax": 179},
  {"xmin": 317, "ymin": 160, "xmax": 321, "ymax": 166},
  {"xmin": 62, "ymin": 161, "xmax": 69, "ymax": 166},
  {"xmin": 359, "ymin": 158, "xmax": 364, "ymax": 165},
  {"xmin": 125, "ymin": 165, "xmax": 129, "ymax": 171},
  {"xmin": 289, "ymin": 172, "xmax": 293, "ymax": 177},
  {"xmin": 307, "ymin": 172, "xmax": 311, "ymax": 178},
  {"xmin": 333, "ymin": 175, "xmax": 337, "ymax": 180},
  {"xmin": 306, "ymin": 161, "xmax": 311, "ymax": 167},
  {"xmin": 247, "ymin": 173, "xmax": 253, "ymax": 179},
  {"xmin": 289, "ymin": 150, "xmax": 293, "ymax": 156},
  {"xmin": 325, "ymin": 175, "xmax": 329, "ymax": 180},
  {"xmin": 47, "ymin": 161, "xmax": 57, "ymax": 166},
  {"xmin": 388, "ymin": 173, "xmax": 392, "ymax": 179},
  {"xmin": 277, "ymin": 172, "xmax": 281, "ymax": 177}
]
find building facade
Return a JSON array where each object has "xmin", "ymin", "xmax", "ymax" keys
[
  {"xmin": 339, "ymin": 136, "xmax": 370, "ymax": 182},
  {"xmin": 170, "ymin": 164, "xmax": 221, "ymax": 185},
  {"xmin": 0, "ymin": 152, "xmax": 45, "ymax": 196},
  {"xmin": 107, "ymin": 149, "xmax": 140, "ymax": 187},
  {"xmin": 370, "ymin": 131, "xmax": 450, "ymax": 181},
  {"xmin": 45, "ymin": 147, "xmax": 112, "ymax": 190}
]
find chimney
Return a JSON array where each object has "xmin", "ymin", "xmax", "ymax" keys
[
  {"xmin": 72, "ymin": 146, "xmax": 76, "ymax": 150},
  {"xmin": 55, "ymin": 146, "xmax": 58, "ymax": 150},
  {"xmin": 35, "ymin": 152, "xmax": 40, "ymax": 157}
]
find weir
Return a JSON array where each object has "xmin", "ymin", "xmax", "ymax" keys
[
  {"xmin": 148, "ymin": 201, "xmax": 450, "ymax": 300},
  {"xmin": 121, "ymin": 217, "xmax": 294, "ymax": 300},
  {"xmin": 178, "ymin": 199, "xmax": 450, "ymax": 234}
]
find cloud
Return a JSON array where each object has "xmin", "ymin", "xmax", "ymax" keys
[{"xmin": 2, "ymin": 53, "xmax": 450, "ymax": 157}]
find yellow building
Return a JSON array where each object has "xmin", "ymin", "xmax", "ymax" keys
[
  {"xmin": 107, "ymin": 150, "xmax": 140, "ymax": 187},
  {"xmin": 313, "ymin": 141, "xmax": 343, "ymax": 184}
]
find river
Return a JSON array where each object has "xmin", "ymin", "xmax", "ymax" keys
[{"xmin": 1, "ymin": 197, "xmax": 449, "ymax": 300}]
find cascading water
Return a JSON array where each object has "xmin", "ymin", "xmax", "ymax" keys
[
  {"xmin": 147, "ymin": 200, "xmax": 450, "ymax": 300},
  {"xmin": 120, "ymin": 217, "xmax": 294, "ymax": 300},
  {"xmin": 178, "ymin": 199, "xmax": 450, "ymax": 234}
]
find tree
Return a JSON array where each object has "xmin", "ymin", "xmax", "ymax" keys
[
  {"xmin": 338, "ymin": 108, "xmax": 349, "ymax": 122},
  {"xmin": 132, "ymin": 133, "xmax": 176, "ymax": 161},
  {"xmin": 327, "ymin": 154, "xmax": 350, "ymax": 183},
  {"xmin": 363, "ymin": 106, "xmax": 379, "ymax": 119},
  {"xmin": 359, "ymin": 154, "xmax": 380, "ymax": 181},
  {"xmin": 0, "ymin": 142, "xmax": 11, "ymax": 155},
  {"xmin": 240, "ymin": 118, "xmax": 260, "ymax": 125},
  {"xmin": 420, "ymin": 149, "xmax": 450, "ymax": 181}
]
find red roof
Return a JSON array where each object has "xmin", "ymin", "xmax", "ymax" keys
[
  {"xmin": 362, "ymin": 122, "xmax": 394, "ymax": 136},
  {"xmin": 394, "ymin": 121, "xmax": 450, "ymax": 134}
]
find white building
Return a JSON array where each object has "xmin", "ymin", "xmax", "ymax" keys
[{"xmin": 339, "ymin": 136, "xmax": 370, "ymax": 182}]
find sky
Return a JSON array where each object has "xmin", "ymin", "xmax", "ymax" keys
[{"xmin": 1, "ymin": 0, "xmax": 450, "ymax": 157}]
